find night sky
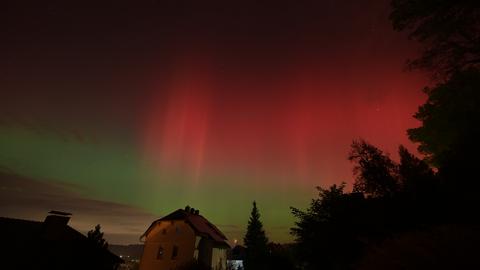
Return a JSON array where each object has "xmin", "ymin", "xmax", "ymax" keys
[{"xmin": 1, "ymin": 0, "xmax": 426, "ymax": 244}]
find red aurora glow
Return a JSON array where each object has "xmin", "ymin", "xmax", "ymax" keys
[{"xmin": 143, "ymin": 54, "xmax": 426, "ymax": 187}]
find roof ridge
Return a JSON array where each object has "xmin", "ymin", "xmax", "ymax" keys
[{"xmin": 140, "ymin": 209, "xmax": 229, "ymax": 246}]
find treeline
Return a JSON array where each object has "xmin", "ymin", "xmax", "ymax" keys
[
  {"xmin": 289, "ymin": 139, "xmax": 479, "ymax": 270},
  {"xmin": 242, "ymin": 135, "xmax": 479, "ymax": 270},
  {"xmin": 241, "ymin": 0, "xmax": 480, "ymax": 269}
]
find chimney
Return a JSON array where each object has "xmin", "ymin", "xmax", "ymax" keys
[
  {"xmin": 44, "ymin": 210, "xmax": 72, "ymax": 226},
  {"xmin": 194, "ymin": 209, "xmax": 199, "ymax": 215},
  {"xmin": 185, "ymin": 205, "xmax": 191, "ymax": 212}
]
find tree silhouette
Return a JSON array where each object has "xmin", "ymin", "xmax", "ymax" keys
[
  {"xmin": 243, "ymin": 201, "xmax": 269, "ymax": 270},
  {"xmin": 290, "ymin": 140, "xmax": 466, "ymax": 270},
  {"xmin": 390, "ymin": 0, "xmax": 480, "ymax": 219},
  {"xmin": 390, "ymin": 0, "xmax": 480, "ymax": 78},
  {"xmin": 407, "ymin": 69, "xmax": 480, "ymax": 214},
  {"xmin": 291, "ymin": 183, "xmax": 364, "ymax": 270},
  {"xmin": 266, "ymin": 243, "xmax": 296, "ymax": 270},
  {"xmin": 87, "ymin": 224, "xmax": 109, "ymax": 249},
  {"xmin": 398, "ymin": 145, "xmax": 435, "ymax": 195},
  {"xmin": 408, "ymin": 69, "xmax": 480, "ymax": 169},
  {"xmin": 349, "ymin": 139, "xmax": 400, "ymax": 198}
]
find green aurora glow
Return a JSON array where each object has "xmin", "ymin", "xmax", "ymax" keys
[{"xmin": 0, "ymin": 126, "xmax": 313, "ymax": 243}]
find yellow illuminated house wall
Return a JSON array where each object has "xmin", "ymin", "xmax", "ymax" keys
[{"xmin": 139, "ymin": 220, "xmax": 196, "ymax": 270}]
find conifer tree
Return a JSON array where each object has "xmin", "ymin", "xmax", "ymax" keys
[{"xmin": 244, "ymin": 201, "xmax": 269, "ymax": 270}]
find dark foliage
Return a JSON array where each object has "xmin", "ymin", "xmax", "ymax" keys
[
  {"xmin": 408, "ymin": 69, "xmax": 480, "ymax": 168},
  {"xmin": 355, "ymin": 224, "xmax": 480, "ymax": 270},
  {"xmin": 266, "ymin": 243, "xmax": 297, "ymax": 270},
  {"xmin": 290, "ymin": 184, "xmax": 366, "ymax": 270},
  {"xmin": 397, "ymin": 145, "xmax": 444, "ymax": 224},
  {"xmin": 88, "ymin": 224, "xmax": 109, "ymax": 249},
  {"xmin": 244, "ymin": 201, "xmax": 269, "ymax": 270},
  {"xmin": 290, "ymin": 140, "xmax": 455, "ymax": 270},
  {"xmin": 349, "ymin": 140, "xmax": 400, "ymax": 198},
  {"xmin": 390, "ymin": 0, "xmax": 480, "ymax": 78},
  {"xmin": 398, "ymin": 145, "xmax": 435, "ymax": 194},
  {"xmin": 390, "ymin": 0, "xmax": 480, "ymax": 224},
  {"xmin": 407, "ymin": 68, "xmax": 480, "ymax": 219}
]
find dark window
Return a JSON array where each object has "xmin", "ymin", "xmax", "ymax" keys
[
  {"xmin": 176, "ymin": 226, "xmax": 181, "ymax": 234},
  {"xmin": 171, "ymin": 245, "xmax": 179, "ymax": 259},
  {"xmin": 162, "ymin": 228, "xmax": 167, "ymax": 234},
  {"xmin": 157, "ymin": 246, "xmax": 164, "ymax": 260}
]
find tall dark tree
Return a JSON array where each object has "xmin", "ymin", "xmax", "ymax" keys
[
  {"xmin": 398, "ymin": 145, "xmax": 435, "ymax": 194},
  {"xmin": 407, "ymin": 69, "xmax": 480, "ymax": 212},
  {"xmin": 390, "ymin": 0, "xmax": 480, "ymax": 216},
  {"xmin": 291, "ymin": 183, "xmax": 364, "ymax": 270},
  {"xmin": 390, "ymin": 0, "xmax": 480, "ymax": 79},
  {"xmin": 397, "ymin": 145, "xmax": 442, "ymax": 224},
  {"xmin": 407, "ymin": 69, "xmax": 480, "ymax": 170},
  {"xmin": 87, "ymin": 224, "xmax": 109, "ymax": 249},
  {"xmin": 244, "ymin": 201, "xmax": 269, "ymax": 270},
  {"xmin": 349, "ymin": 139, "xmax": 400, "ymax": 198}
]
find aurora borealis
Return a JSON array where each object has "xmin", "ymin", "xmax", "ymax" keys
[{"xmin": 1, "ymin": 0, "xmax": 426, "ymax": 244}]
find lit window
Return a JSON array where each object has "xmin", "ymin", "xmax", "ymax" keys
[
  {"xmin": 157, "ymin": 246, "xmax": 164, "ymax": 260},
  {"xmin": 172, "ymin": 245, "xmax": 179, "ymax": 259}
]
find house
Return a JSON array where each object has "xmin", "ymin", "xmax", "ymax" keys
[
  {"xmin": 139, "ymin": 206, "xmax": 230, "ymax": 270},
  {"xmin": 0, "ymin": 211, "xmax": 123, "ymax": 270}
]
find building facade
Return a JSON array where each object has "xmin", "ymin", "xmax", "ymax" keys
[{"xmin": 139, "ymin": 207, "xmax": 230, "ymax": 270}]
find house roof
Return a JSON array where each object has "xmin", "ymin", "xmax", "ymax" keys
[
  {"xmin": 0, "ymin": 216, "xmax": 123, "ymax": 269},
  {"xmin": 0, "ymin": 216, "xmax": 85, "ymax": 242},
  {"xmin": 142, "ymin": 209, "xmax": 230, "ymax": 248}
]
